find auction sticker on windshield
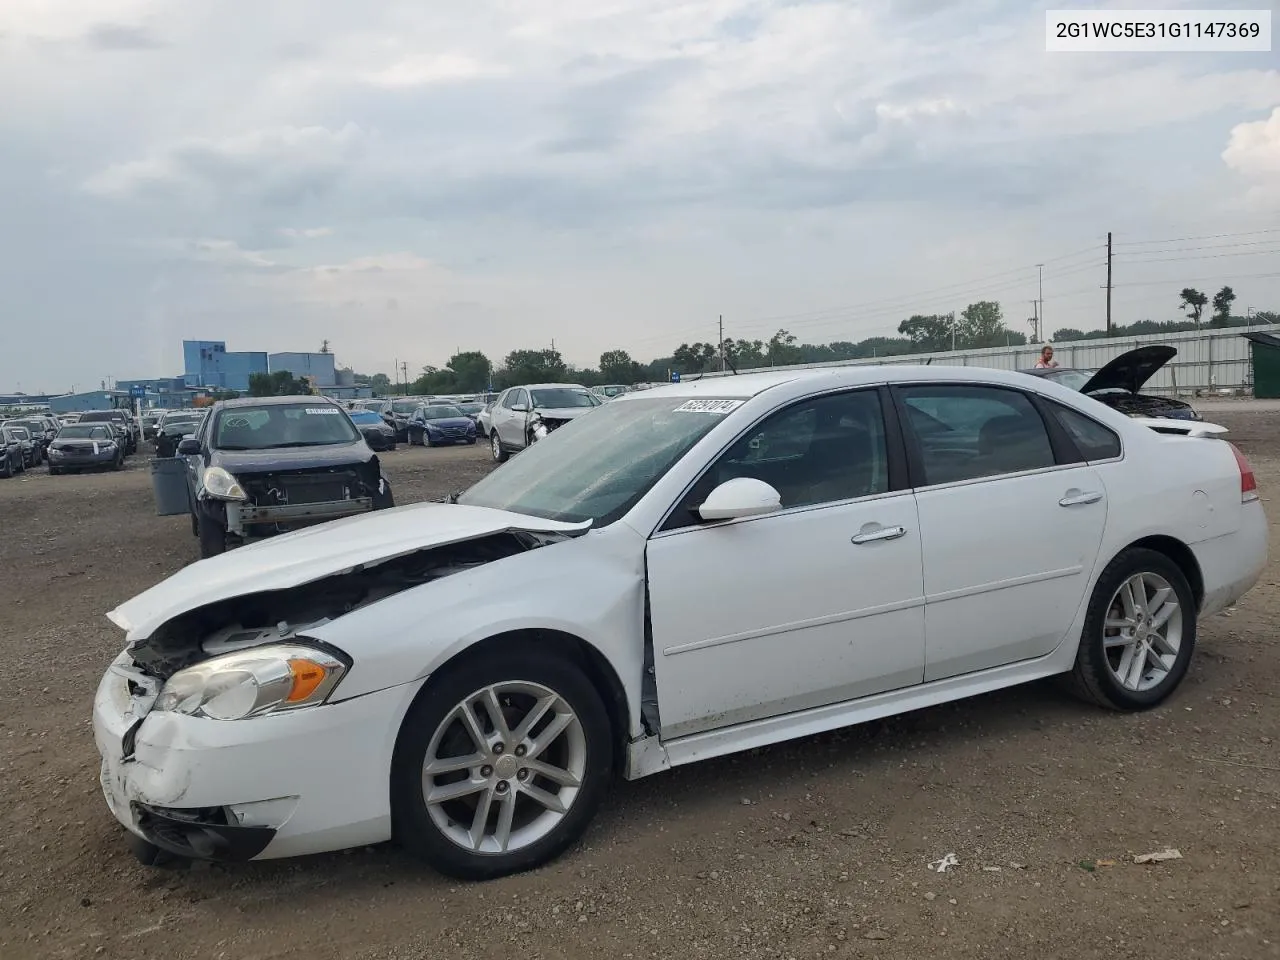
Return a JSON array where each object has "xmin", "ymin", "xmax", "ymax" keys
[
  {"xmin": 305, "ymin": 408, "xmax": 340, "ymax": 414},
  {"xmin": 673, "ymin": 399, "xmax": 745, "ymax": 414}
]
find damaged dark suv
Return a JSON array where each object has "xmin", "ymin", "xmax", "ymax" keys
[{"xmin": 178, "ymin": 396, "xmax": 394, "ymax": 558}]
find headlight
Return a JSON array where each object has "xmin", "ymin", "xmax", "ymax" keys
[
  {"xmin": 49, "ymin": 448, "xmax": 63, "ymax": 456},
  {"xmin": 102, "ymin": 440, "xmax": 116, "ymax": 449},
  {"xmin": 203, "ymin": 466, "xmax": 247, "ymax": 500},
  {"xmin": 153, "ymin": 643, "xmax": 348, "ymax": 720}
]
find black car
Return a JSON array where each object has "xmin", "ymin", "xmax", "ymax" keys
[
  {"xmin": 5, "ymin": 425, "xmax": 41, "ymax": 467},
  {"xmin": 46, "ymin": 422, "xmax": 125, "ymax": 473},
  {"xmin": 377, "ymin": 397, "xmax": 428, "ymax": 443},
  {"xmin": 1020, "ymin": 345, "xmax": 1200, "ymax": 421},
  {"xmin": 347, "ymin": 409, "xmax": 398, "ymax": 450},
  {"xmin": 177, "ymin": 395, "xmax": 394, "ymax": 557},
  {"xmin": 406, "ymin": 403, "xmax": 478, "ymax": 446},
  {"xmin": 0, "ymin": 427, "xmax": 25, "ymax": 477},
  {"xmin": 2, "ymin": 418, "xmax": 54, "ymax": 461},
  {"xmin": 78, "ymin": 410, "xmax": 138, "ymax": 453},
  {"xmin": 153, "ymin": 409, "xmax": 207, "ymax": 457}
]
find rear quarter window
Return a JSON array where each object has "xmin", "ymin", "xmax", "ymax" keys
[{"xmin": 1050, "ymin": 403, "xmax": 1122, "ymax": 461}]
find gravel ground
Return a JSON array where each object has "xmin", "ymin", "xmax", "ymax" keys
[{"xmin": 2, "ymin": 417, "xmax": 1279, "ymax": 960}]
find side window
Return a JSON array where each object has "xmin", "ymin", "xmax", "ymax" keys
[
  {"xmin": 1050, "ymin": 403, "xmax": 1121, "ymax": 461},
  {"xmin": 498, "ymin": 391, "xmax": 514, "ymax": 410},
  {"xmin": 511, "ymin": 389, "xmax": 528, "ymax": 409},
  {"xmin": 898, "ymin": 385, "xmax": 1055, "ymax": 486},
  {"xmin": 668, "ymin": 390, "xmax": 891, "ymax": 529}
]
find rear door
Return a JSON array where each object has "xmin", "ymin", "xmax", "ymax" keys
[{"xmin": 893, "ymin": 383, "xmax": 1109, "ymax": 681}]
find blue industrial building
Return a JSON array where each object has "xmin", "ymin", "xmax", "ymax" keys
[
  {"xmin": 183, "ymin": 340, "xmax": 268, "ymax": 391},
  {"xmin": 48, "ymin": 391, "xmax": 117, "ymax": 414},
  {"xmin": 269, "ymin": 351, "xmax": 337, "ymax": 387}
]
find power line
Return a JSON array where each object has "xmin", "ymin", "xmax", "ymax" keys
[
  {"xmin": 1113, "ymin": 245, "xmax": 1280, "ymax": 265},
  {"xmin": 1114, "ymin": 227, "xmax": 1280, "ymax": 247}
]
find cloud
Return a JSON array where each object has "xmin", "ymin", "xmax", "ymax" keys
[
  {"xmin": 84, "ymin": 23, "xmax": 166, "ymax": 50},
  {"xmin": 82, "ymin": 123, "xmax": 367, "ymax": 203},
  {"xmin": 1224, "ymin": 107, "xmax": 1280, "ymax": 181},
  {"xmin": 3, "ymin": 0, "xmax": 1280, "ymax": 388}
]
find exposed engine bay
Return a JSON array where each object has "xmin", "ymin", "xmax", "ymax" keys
[
  {"xmin": 1094, "ymin": 391, "xmax": 1198, "ymax": 420},
  {"xmin": 126, "ymin": 532, "xmax": 554, "ymax": 679}
]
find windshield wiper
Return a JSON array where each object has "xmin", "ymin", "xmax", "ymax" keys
[{"xmin": 268, "ymin": 441, "xmax": 346, "ymax": 448}]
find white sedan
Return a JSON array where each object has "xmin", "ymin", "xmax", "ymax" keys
[{"xmin": 93, "ymin": 365, "xmax": 1267, "ymax": 879}]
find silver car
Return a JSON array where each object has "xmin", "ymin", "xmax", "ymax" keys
[{"xmin": 486, "ymin": 383, "xmax": 600, "ymax": 462}]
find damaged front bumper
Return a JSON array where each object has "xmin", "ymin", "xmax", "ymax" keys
[
  {"xmin": 92, "ymin": 651, "xmax": 420, "ymax": 862},
  {"xmin": 223, "ymin": 497, "xmax": 374, "ymax": 537}
]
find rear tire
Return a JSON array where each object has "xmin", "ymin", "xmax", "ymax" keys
[
  {"xmin": 391, "ymin": 647, "xmax": 613, "ymax": 880},
  {"xmin": 1061, "ymin": 548, "xmax": 1196, "ymax": 711},
  {"xmin": 491, "ymin": 431, "xmax": 508, "ymax": 463}
]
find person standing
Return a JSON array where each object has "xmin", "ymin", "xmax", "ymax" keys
[{"xmin": 1034, "ymin": 345, "xmax": 1059, "ymax": 368}]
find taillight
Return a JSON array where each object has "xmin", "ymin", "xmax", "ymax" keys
[{"xmin": 1229, "ymin": 442, "xmax": 1258, "ymax": 502}]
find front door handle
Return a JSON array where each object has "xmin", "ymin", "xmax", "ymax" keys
[
  {"xmin": 851, "ymin": 525, "xmax": 908, "ymax": 545},
  {"xmin": 1059, "ymin": 490, "xmax": 1103, "ymax": 507}
]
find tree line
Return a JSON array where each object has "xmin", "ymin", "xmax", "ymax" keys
[{"xmin": 339, "ymin": 290, "xmax": 1276, "ymax": 391}]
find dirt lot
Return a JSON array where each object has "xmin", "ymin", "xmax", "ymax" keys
[{"xmin": 3, "ymin": 409, "xmax": 1279, "ymax": 960}]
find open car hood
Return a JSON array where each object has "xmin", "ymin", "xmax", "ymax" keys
[
  {"xmin": 107, "ymin": 503, "xmax": 591, "ymax": 639},
  {"xmin": 1080, "ymin": 345, "xmax": 1176, "ymax": 395}
]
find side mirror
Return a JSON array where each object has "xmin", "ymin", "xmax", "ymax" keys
[
  {"xmin": 177, "ymin": 438, "xmax": 201, "ymax": 456},
  {"xmin": 697, "ymin": 477, "xmax": 782, "ymax": 522}
]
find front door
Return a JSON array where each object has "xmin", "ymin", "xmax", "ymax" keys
[
  {"xmin": 646, "ymin": 387, "xmax": 926, "ymax": 740},
  {"xmin": 893, "ymin": 383, "xmax": 1109, "ymax": 680}
]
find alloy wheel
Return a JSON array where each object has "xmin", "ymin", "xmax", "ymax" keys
[
  {"xmin": 421, "ymin": 681, "xmax": 586, "ymax": 855},
  {"xmin": 1103, "ymin": 572, "xmax": 1183, "ymax": 692}
]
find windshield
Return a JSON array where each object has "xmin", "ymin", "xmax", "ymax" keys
[
  {"xmin": 8, "ymin": 427, "xmax": 30, "ymax": 439},
  {"xmin": 59, "ymin": 424, "xmax": 113, "ymax": 440},
  {"xmin": 1041, "ymin": 369, "xmax": 1096, "ymax": 392},
  {"xmin": 530, "ymin": 388, "xmax": 594, "ymax": 409},
  {"xmin": 459, "ymin": 396, "xmax": 733, "ymax": 526},
  {"xmin": 78, "ymin": 412, "xmax": 121, "ymax": 423},
  {"xmin": 8, "ymin": 421, "xmax": 43, "ymax": 432},
  {"xmin": 422, "ymin": 405, "xmax": 464, "ymax": 419},
  {"xmin": 349, "ymin": 410, "xmax": 381, "ymax": 424},
  {"xmin": 211, "ymin": 403, "xmax": 359, "ymax": 450},
  {"xmin": 391, "ymin": 399, "xmax": 420, "ymax": 414}
]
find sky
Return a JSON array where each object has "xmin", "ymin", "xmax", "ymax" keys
[{"xmin": 1, "ymin": 0, "xmax": 1277, "ymax": 392}]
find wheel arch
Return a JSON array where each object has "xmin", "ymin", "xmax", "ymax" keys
[
  {"xmin": 392, "ymin": 628, "xmax": 632, "ymax": 776},
  {"xmin": 1117, "ymin": 534, "xmax": 1205, "ymax": 610}
]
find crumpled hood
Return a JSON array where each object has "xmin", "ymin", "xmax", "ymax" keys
[
  {"xmin": 1081, "ymin": 345, "xmax": 1177, "ymax": 394},
  {"xmin": 106, "ymin": 503, "xmax": 591, "ymax": 638}
]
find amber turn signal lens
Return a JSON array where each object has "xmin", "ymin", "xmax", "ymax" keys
[{"xmin": 286, "ymin": 659, "xmax": 330, "ymax": 703}]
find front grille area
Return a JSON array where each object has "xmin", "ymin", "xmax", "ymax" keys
[
  {"xmin": 280, "ymin": 475, "xmax": 352, "ymax": 504},
  {"xmin": 242, "ymin": 468, "xmax": 366, "ymax": 506}
]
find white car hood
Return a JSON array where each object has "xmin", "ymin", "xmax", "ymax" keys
[
  {"xmin": 538, "ymin": 406, "xmax": 592, "ymax": 420},
  {"xmin": 108, "ymin": 503, "xmax": 591, "ymax": 638}
]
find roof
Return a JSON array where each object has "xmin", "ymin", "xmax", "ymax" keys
[
  {"xmin": 615, "ymin": 364, "xmax": 1075, "ymax": 402},
  {"xmin": 217, "ymin": 394, "xmax": 341, "ymax": 408},
  {"xmin": 506, "ymin": 383, "xmax": 591, "ymax": 391}
]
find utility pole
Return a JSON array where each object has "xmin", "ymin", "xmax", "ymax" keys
[
  {"xmin": 401, "ymin": 361, "xmax": 408, "ymax": 392},
  {"xmin": 1105, "ymin": 231, "xmax": 1113, "ymax": 335},
  {"xmin": 1035, "ymin": 263, "xmax": 1044, "ymax": 339},
  {"xmin": 393, "ymin": 357, "xmax": 399, "ymax": 394},
  {"xmin": 719, "ymin": 314, "xmax": 725, "ymax": 372},
  {"xmin": 1030, "ymin": 300, "xmax": 1041, "ymax": 342}
]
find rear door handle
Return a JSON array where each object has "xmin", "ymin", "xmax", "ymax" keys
[
  {"xmin": 1059, "ymin": 491, "xmax": 1103, "ymax": 507},
  {"xmin": 851, "ymin": 525, "xmax": 908, "ymax": 545}
]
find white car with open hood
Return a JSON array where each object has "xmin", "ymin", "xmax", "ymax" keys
[{"xmin": 93, "ymin": 365, "xmax": 1268, "ymax": 879}]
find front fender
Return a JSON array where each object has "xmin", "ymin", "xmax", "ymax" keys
[{"xmin": 307, "ymin": 525, "xmax": 649, "ymax": 737}]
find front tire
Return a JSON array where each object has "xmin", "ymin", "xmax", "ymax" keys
[
  {"xmin": 391, "ymin": 648, "xmax": 613, "ymax": 880},
  {"xmin": 1063, "ymin": 548, "xmax": 1196, "ymax": 710},
  {"xmin": 197, "ymin": 511, "xmax": 227, "ymax": 558}
]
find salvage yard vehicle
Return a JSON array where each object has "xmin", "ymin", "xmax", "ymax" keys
[
  {"xmin": 348, "ymin": 409, "xmax": 398, "ymax": 451},
  {"xmin": 78, "ymin": 410, "xmax": 138, "ymax": 454},
  {"xmin": 6, "ymin": 424, "xmax": 41, "ymax": 467},
  {"xmin": 407, "ymin": 403, "xmax": 478, "ymax": 447},
  {"xmin": 153, "ymin": 409, "xmax": 206, "ymax": 458},
  {"xmin": 1020, "ymin": 345, "xmax": 1201, "ymax": 421},
  {"xmin": 47, "ymin": 423, "xmax": 125, "ymax": 473},
  {"xmin": 487, "ymin": 383, "xmax": 599, "ymax": 461},
  {"xmin": 175, "ymin": 395, "xmax": 394, "ymax": 558},
  {"xmin": 94, "ymin": 365, "xmax": 1266, "ymax": 880},
  {"xmin": 0, "ymin": 426, "xmax": 25, "ymax": 477}
]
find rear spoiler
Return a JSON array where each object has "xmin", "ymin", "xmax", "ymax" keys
[{"xmin": 1131, "ymin": 417, "xmax": 1228, "ymax": 438}]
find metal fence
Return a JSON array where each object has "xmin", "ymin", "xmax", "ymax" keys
[{"xmin": 696, "ymin": 323, "xmax": 1276, "ymax": 395}]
